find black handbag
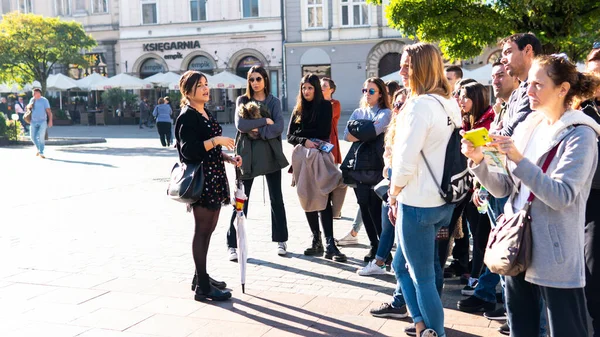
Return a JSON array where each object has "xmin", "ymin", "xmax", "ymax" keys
[{"xmin": 167, "ymin": 161, "xmax": 204, "ymax": 203}]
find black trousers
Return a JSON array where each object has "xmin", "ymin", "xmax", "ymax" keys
[
  {"xmin": 438, "ymin": 192, "xmax": 471, "ymax": 272},
  {"xmin": 156, "ymin": 121, "xmax": 172, "ymax": 147},
  {"xmin": 306, "ymin": 194, "xmax": 334, "ymax": 238},
  {"xmin": 506, "ymin": 272, "xmax": 588, "ymax": 337},
  {"xmin": 586, "ymin": 189, "xmax": 600, "ymax": 336},
  {"xmin": 353, "ymin": 184, "xmax": 382, "ymax": 249},
  {"xmin": 463, "ymin": 200, "xmax": 491, "ymax": 278},
  {"xmin": 227, "ymin": 170, "xmax": 288, "ymax": 248}
]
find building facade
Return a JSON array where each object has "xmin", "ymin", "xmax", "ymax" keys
[{"xmin": 283, "ymin": 0, "xmax": 411, "ymax": 111}]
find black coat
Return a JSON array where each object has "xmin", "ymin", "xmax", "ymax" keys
[{"xmin": 340, "ymin": 119, "xmax": 385, "ymax": 186}]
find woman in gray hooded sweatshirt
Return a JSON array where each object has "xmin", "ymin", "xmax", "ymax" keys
[{"xmin": 462, "ymin": 54, "xmax": 600, "ymax": 337}]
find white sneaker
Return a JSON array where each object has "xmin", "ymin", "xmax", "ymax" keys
[
  {"xmin": 336, "ymin": 231, "xmax": 359, "ymax": 246},
  {"xmin": 228, "ymin": 248, "xmax": 238, "ymax": 261},
  {"xmin": 357, "ymin": 260, "xmax": 386, "ymax": 276},
  {"xmin": 277, "ymin": 242, "xmax": 287, "ymax": 256}
]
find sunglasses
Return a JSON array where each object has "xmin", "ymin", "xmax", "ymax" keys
[
  {"xmin": 249, "ymin": 77, "xmax": 263, "ymax": 83},
  {"xmin": 362, "ymin": 88, "xmax": 377, "ymax": 95},
  {"xmin": 594, "ymin": 42, "xmax": 600, "ymax": 49},
  {"xmin": 393, "ymin": 102, "xmax": 404, "ymax": 110}
]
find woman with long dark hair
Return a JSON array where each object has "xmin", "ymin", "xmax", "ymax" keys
[
  {"xmin": 457, "ymin": 82, "xmax": 495, "ymax": 296},
  {"xmin": 342, "ymin": 77, "xmax": 392, "ymax": 262},
  {"xmin": 227, "ymin": 66, "xmax": 289, "ymax": 260},
  {"xmin": 175, "ymin": 71, "xmax": 242, "ymax": 301},
  {"xmin": 288, "ymin": 73, "xmax": 346, "ymax": 261}
]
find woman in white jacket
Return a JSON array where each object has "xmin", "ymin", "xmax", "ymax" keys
[{"xmin": 388, "ymin": 43, "xmax": 462, "ymax": 337}]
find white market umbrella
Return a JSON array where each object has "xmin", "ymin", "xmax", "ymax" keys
[
  {"xmin": 75, "ymin": 73, "xmax": 107, "ymax": 91},
  {"xmin": 145, "ymin": 71, "xmax": 182, "ymax": 87},
  {"xmin": 380, "ymin": 71, "xmax": 404, "ymax": 86},
  {"xmin": 47, "ymin": 74, "xmax": 79, "ymax": 109},
  {"xmin": 0, "ymin": 83, "xmax": 20, "ymax": 93},
  {"xmin": 462, "ymin": 64, "xmax": 494, "ymax": 85},
  {"xmin": 92, "ymin": 73, "xmax": 153, "ymax": 90},
  {"xmin": 210, "ymin": 71, "xmax": 247, "ymax": 89},
  {"xmin": 168, "ymin": 72, "xmax": 214, "ymax": 90}
]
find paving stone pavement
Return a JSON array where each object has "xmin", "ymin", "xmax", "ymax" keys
[{"xmin": 0, "ymin": 116, "xmax": 506, "ymax": 336}]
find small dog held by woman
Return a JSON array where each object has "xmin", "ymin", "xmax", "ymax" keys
[{"xmin": 238, "ymin": 102, "xmax": 262, "ymax": 139}]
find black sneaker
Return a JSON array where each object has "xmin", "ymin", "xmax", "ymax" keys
[
  {"xmin": 498, "ymin": 322, "xmax": 510, "ymax": 335},
  {"xmin": 483, "ymin": 307, "xmax": 507, "ymax": 321},
  {"xmin": 369, "ymin": 303, "xmax": 408, "ymax": 319},
  {"xmin": 404, "ymin": 323, "xmax": 416, "ymax": 336},
  {"xmin": 457, "ymin": 295, "xmax": 496, "ymax": 313}
]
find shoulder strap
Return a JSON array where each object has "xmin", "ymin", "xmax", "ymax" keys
[
  {"xmin": 526, "ymin": 141, "xmax": 561, "ymax": 202},
  {"xmin": 426, "ymin": 94, "xmax": 458, "ymax": 128}
]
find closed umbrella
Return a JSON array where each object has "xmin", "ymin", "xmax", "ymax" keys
[{"xmin": 233, "ymin": 169, "xmax": 249, "ymax": 293}]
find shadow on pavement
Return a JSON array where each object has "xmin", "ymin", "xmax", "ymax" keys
[
  {"xmin": 217, "ymin": 296, "xmax": 388, "ymax": 336},
  {"xmin": 55, "ymin": 146, "xmax": 178, "ymax": 157},
  {"xmin": 248, "ymin": 257, "xmax": 396, "ymax": 292},
  {"xmin": 445, "ymin": 328, "xmax": 484, "ymax": 337},
  {"xmin": 46, "ymin": 157, "xmax": 117, "ymax": 168}
]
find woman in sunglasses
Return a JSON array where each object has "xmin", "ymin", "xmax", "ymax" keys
[
  {"xmin": 227, "ymin": 65, "xmax": 290, "ymax": 260},
  {"xmin": 357, "ymin": 87, "xmax": 408, "ymax": 277},
  {"xmin": 341, "ymin": 77, "xmax": 392, "ymax": 263}
]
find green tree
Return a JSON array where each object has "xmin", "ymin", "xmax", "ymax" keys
[
  {"xmin": 368, "ymin": 0, "xmax": 600, "ymax": 62},
  {"xmin": 0, "ymin": 12, "xmax": 97, "ymax": 94}
]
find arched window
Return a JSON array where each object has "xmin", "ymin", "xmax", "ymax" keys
[
  {"xmin": 236, "ymin": 56, "xmax": 262, "ymax": 78},
  {"xmin": 378, "ymin": 52, "xmax": 401, "ymax": 78},
  {"xmin": 188, "ymin": 55, "xmax": 215, "ymax": 75},
  {"xmin": 140, "ymin": 58, "xmax": 164, "ymax": 79}
]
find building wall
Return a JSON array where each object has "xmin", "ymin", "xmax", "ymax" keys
[{"xmin": 284, "ymin": 0, "xmax": 406, "ymax": 111}]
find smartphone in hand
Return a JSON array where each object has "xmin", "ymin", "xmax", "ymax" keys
[{"xmin": 463, "ymin": 127, "xmax": 492, "ymax": 147}]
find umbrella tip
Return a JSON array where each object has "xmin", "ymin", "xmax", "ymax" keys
[{"xmin": 242, "ymin": 284, "xmax": 245, "ymax": 294}]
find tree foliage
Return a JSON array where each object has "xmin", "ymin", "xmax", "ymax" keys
[
  {"xmin": 368, "ymin": 0, "xmax": 600, "ymax": 62},
  {"xmin": 0, "ymin": 12, "xmax": 96, "ymax": 94}
]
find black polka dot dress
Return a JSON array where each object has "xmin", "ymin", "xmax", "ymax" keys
[{"xmin": 189, "ymin": 109, "xmax": 230, "ymax": 210}]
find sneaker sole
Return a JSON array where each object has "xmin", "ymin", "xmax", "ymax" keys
[
  {"xmin": 357, "ymin": 270, "xmax": 387, "ymax": 276},
  {"xmin": 370, "ymin": 312, "xmax": 408, "ymax": 319},
  {"xmin": 277, "ymin": 251, "xmax": 287, "ymax": 256},
  {"xmin": 483, "ymin": 314, "xmax": 507, "ymax": 321},
  {"xmin": 461, "ymin": 290, "xmax": 475, "ymax": 296},
  {"xmin": 336, "ymin": 240, "xmax": 358, "ymax": 246}
]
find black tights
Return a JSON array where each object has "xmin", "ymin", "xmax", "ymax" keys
[
  {"xmin": 305, "ymin": 194, "xmax": 333, "ymax": 238},
  {"xmin": 192, "ymin": 205, "xmax": 221, "ymax": 292}
]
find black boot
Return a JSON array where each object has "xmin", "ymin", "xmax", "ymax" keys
[
  {"xmin": 385, "ymin": 253, "xmax": 393, "ymax": 272},
  {"xmin": 325, "ymin": 237, "xmax": 347, "ymax": 262},
  {"xmin": 364, "ymin": 245, "xmax": 378, "ymax": 262},
  {"xmin": 304, "ymin": 232, "xmax": 324, "ymax": 256},
  {"xmin": 194, "ymin": 273, "xmax": 231, "ymax": 302},
  {"xmin": 192, "ymin": 272, "xmax": 227, "ymax": 291}
]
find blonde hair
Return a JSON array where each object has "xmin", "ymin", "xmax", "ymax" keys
[
  {"xmin": 384, "ymin": 89, "xmax": 409, "ymax": 166},
  {"xmin": 403, "ymin": 43, "xmax": 452, "ymax": 99}
]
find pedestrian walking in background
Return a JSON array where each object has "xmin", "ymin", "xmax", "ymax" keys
[
  {"xmin": 288, "ymin": 73, "xmax": 346, "ymax": 262},
  {"xmin": 152, "ymin": 97, "xmax": 173, "ymax": 147},
  {"xmin": 321, "ymin": 77, "xmax": 346, "ymax": 219},
  {"xmin": 14, "ymin": 96, "xmax": 29, "ymax": 133},
  {"xmin": 388, "ymin": 43, "xmax": 462, "ymax": 337},
  {"xmin": 463, "ymin": 54, "xmax": 600, "ymax": 337},
  {"xmin": 342, "ymin": 77, "xmax": 392, "ymax": 263},
  {"xmin": 139, "ymin": 97, "xmax": 150, "ymax": 129},
  {"xmin": 28, "ymin": 88, "xmax": 52, "ymax": 159},
  {"xmin": 227, "ymin": 65, "xmax": 289, "ymax": 260},
  {"xmin": 175, "ymin": 71, "xmax": 242, "ymax": 302},
  {"xmin": 0, "ymin": 97, "xmax": 8, "ymax": 119}
]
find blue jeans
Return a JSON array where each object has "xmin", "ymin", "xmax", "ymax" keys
[
  {"xmin": 375, "ymin": 202, "xmax": 395, "ymax": 261},
  {"xmin": 352, "ymin": 208, "xmax": 363, "ymax": 233},
  {"xmin": 393, "ymin": 203, "xmax": 454, "ymax": 337},
  {"xmin": 30, "ymin": 120, "xmax": 47, "ymax": 155}
]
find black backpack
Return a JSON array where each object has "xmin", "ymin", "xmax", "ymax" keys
[{"xmin": 420, "ymin": 95, "xmax": 472, "ymax": 204}]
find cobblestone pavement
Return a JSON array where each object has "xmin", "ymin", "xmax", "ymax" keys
[{"xmin": 0, "ymin": 117, "xmax": 506, "ymax": 336}]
